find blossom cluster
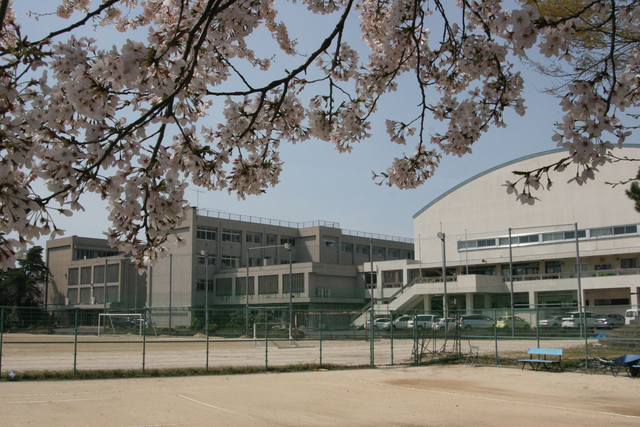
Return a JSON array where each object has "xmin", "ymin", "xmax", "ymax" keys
[{"xmin": 1, "ymin": 0, "xmax": 639, "ymax": 268}]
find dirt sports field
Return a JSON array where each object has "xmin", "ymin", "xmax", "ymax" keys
[{"xmin": 1, "ymin": 364, "xmax": 640, "ymax": 427}]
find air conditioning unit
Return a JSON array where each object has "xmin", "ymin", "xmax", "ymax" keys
[{"xmin": 65, "ymin": 298, "xmax": 70, "ymax": 305}]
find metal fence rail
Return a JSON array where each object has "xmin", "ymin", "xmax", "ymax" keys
[{"xmin": 1, "ymin": 305, "xmax": 638, "ymax": 375}]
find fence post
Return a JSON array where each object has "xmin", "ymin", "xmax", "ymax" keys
[
  {"xmin": 369, "ymin": 308, "xmax": 374, "ymax": 366},
  {"xmin": 413, "ymin": 309, "xmax": 418, "ymax": 364},
  {"xmin": 73, "ymin": 307, "xmax": 78, "ymax": 375},
  {"xmin": 583, "ymin": 304, "xmax": 589, "ymax": 372},
  {"xmin": 319, "ymin": 310, "xmax": 323, "ymax": 365},
  {"xmin": 142, "ymin": 307, "xmax": 146, "ymax": 374},
  {"xmin": 205, "ymin": 308, "xmax": 210, "ymax": 373},
  {"xmin": 0, "ymin": 306, "xmax": 4, "ymax": 377},
  {"xmin": 265, "ymin": 310, "xmax": 269, "ymax": 370},
  {"xmin": 535, "ymin": 307, "xmax": 540, "ymax": 349},
  {"xmin": 390, "ymin": 310, "xmax": 394, "ymax": 366},
  {"xmin": 494, "ymin": 308, "xmax": 498, "ymax": 365}
]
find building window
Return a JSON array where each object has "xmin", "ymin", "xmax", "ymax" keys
[
  {"xmin": 402, "ymin": 250, "xmax": 414, "ymax": 259},
  {"xmin": 236, "ymin": 277, "xmax": 255, "ymax": 296},
  {"xmin": 356, "ymin": 245, "xmax": 369, "ymax": 255},
  {"xmin": 215, "ymin": 278, "xmax": 232, "ymax": 296},
  {"xmin": 281, "ymin": 237, "xmax": 296, "ymax": 247},
  {"xmin": 283, "ymin": 273, "xmax": 305, "ymax": 293},
  {"xmin": 107, "ymin": 264, "xmax": 119, "ymax": 282},
  {"xmin": 545, "ymin": 261, "xmax": 562, "ymax": 274},
  {"xmin": 477, "ymin": 238, "xmax": 496, "ymax": 247},
  {"xmin": 196, "ymin": 279, "xmax": 214, "ymax": 291},
  {"xmin": 67, "ymin": 288, "xmax": 78, "ymax": 304},
  {"xmin": 387, "ymin": 248, "xmax": 398, "ymax": 258},
  {"xmin": 621, "ymin": 258, "xmax": 638, "ymax": 269},
  {"xmin": 246, "ymin": 232, "xmax": 262, "ymax": 244},
  {"xmin": 197, "ymin": 226, "xmax": 216, "ymax": 241},
  {"xmin": 342, "ymin": 243, "xmax": 353, "ymax": 253},
  {"xmin": 322, "ymin": 238, "xmax": 337, "ymax": 248},
  {"xmin": 222, "ymin": 229, "xmax": 241, "ymax": 243},
  {"xmin": 68, "ymin": 268, "xmax": 79, "ymax": 286},
  {"xmin": 80, "ymin": 267, "xmax": 92, "ymax": 285},
  {"xmin": 79, "ymin": 287, "xmax": 91, "ymax": 304},
  {"xmin": 248, "ymin": 257, "xmax": 262, "ymax": 267},
  {"xmin": 196, "ymin": 255, "xmax": 216, "ymax": 266},
  {"xmin": 93, "ymin": 265, "xmax": 104, "ymax": 283},
  {"xmin": 373, "ymin": 247, "xmax": 385, "ymax": 257},
  {"xmin": 221, "ymin": 255, "xmax": 241, "ymax": 269},
  {"xmin": 258, "ymin": 275, "xmax": 279, "ymax": 294},
  {"xmin": 267, "ymin": 234, "xmax": 277, "ymax": 245}
]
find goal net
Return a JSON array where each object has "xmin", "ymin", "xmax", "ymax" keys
[{"xmin": 98, "ymin": 313, "xmax": 143, "ymax": 337}]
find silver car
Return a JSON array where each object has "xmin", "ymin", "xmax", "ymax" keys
[
  {"xmin": 595, "ymin": 314, "xmax": 625, "ymax": 329},
  {"xmin": 538, "ymin": 316, "xmax": 563, "ymax": 328}
]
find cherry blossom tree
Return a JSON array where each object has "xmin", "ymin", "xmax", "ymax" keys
[{"xmin": 1, "ymin": 0, "xmax": 639, "ymax": 268}]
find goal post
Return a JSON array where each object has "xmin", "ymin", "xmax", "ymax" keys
[{"xmin": 98, "ymin": 313, "xmax": 143, "ymax": 337}]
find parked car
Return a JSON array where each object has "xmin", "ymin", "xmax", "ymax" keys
[
  {"xmin": 383, "ymin": 315, "xmax": 413, "ymax": 331},
  {"xmin": 459, "ymin": 314, "xmax": 494, "ymax": 329},
  {"xmin": 625, "ymin": 309, "xmax": 639, "ymax": 325},
  {"xmin": 562, "ymin": 311, "xmax": 597, "ymax": 329},
  {"xmin": 432, "ymin": 318, "xmax": 457, "ymax": 331},
  {"xmin": 496, "ymin": 316, "xmax": 530, "ymax": 329},
  {"xmin": 408, "ymin": 314, "xmax": 439, "ymax": 330},
  {"xmin": 538, "ymin": 316, "xmax": 563, "ymax": 328},
  {"xmin": 595, "ymin": 314, "xmax": 625, "ymax": 329},
  {"xmin": 365, "ymin": 318, "xmax": 390, "ymax": 330}
]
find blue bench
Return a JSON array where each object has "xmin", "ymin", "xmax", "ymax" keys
[{"xmin": 518, "ymin": 348, "xmax": 563, "ymax": 372}]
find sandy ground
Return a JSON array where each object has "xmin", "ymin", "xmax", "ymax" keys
[{"xmin": 1, "ymin": 364, "xmax": 639, "ymax": 427}]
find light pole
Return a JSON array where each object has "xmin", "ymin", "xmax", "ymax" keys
[
  {"xmin": 284, "ymin": 243, "xmax": 293, "ymax": 338},
  {"xmin": 437, "ymin": 232, "xmax": 447, "ymax": 322},
  {"xmin": 245, "ymin": 244, "xmax": 294, "ymax": 336},
  {"xmin": 200, "ymin": 250, "xmax": 211, "ymax": 309}
]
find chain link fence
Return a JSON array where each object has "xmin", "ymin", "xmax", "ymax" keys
[{"xmin": 1, "ymin": 305, "xmax": 638, "ymax": 375}]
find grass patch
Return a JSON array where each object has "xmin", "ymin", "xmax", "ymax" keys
[{"xmin": 0, "ymin": 363, "xmax": 373, "ymax": 381}]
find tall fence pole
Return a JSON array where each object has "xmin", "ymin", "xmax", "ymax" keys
[
  {"xmin": 319, "ymin": 310, "xmax": 323, "ymax": 365},
  {"xmin": 0, "ymin": 306, "xmax": 4, "ymax": 377},
  {"xmin": 265, "ymin": 310, "xmax": 269, "ymax": 370},
  {"xmin": 390, "ymin": 310, "xmax": 394, "ymax": 366},
  {"xmin": 369, "ymin": 308, "xmax": 374, "ymax": 366},
  {"xmin": 494, "ymin": 308, "xmax": 498, "ymax": 365},
  {"xmin": 142, "ymin": 307, "xmax": 147, "ymax": 374},
  {"xmin": 205, "ymin": 308, "xmax": 210, "ymax": 372},
  {"xmin": 73, "ymin": 307, "xmax": 78, "ymax": 375}
]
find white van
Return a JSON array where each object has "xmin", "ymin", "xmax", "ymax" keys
[{"xmin": 625, "ymin": 309, "xmax": 639, "ymax": 325}]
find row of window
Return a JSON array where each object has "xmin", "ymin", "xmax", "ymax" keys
[
  {"xmin": 197, "ymin": 226, "xmax": 296, "ymax": 247},
  {"xmin": 467, "ymin": 258, "xmax": 638, "ymax": 277},
  {"xmin": 340, "ymin": 243, "xmax": 413, "ymax": 259},
  {"xmin": 457, "ymin": 224, "xmax": 639, "ymax": 251},
  {"xmin": 74, "ymin": 249, "xmax": 118, "ymax": 261},
  {"xmin": 67, "ymin": 265, "xmax": 120, "ymax": 286},
  {"xmin": 196, "ymin": 273, "xmax": 305, "ymax": 296}
]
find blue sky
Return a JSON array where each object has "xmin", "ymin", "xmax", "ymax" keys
[{"xmin": 14, "ymin": 1, "xmax": 567, "ymax": 248}]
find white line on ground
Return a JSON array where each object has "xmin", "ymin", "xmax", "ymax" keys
[
  {"xmin": 178, "ymin": 395, "xmax": 258, "ymax": 420},
  {"xmin": 360, "ymin": 380, "xmax": 640, "ymax": 420}
]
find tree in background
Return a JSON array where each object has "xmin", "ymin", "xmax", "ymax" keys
[
  {"xmin": 0, "ymin": 246, "xmax": 50, "ymax": 307},
  {"xmin": 1, "ymin": 1, "xmax": 639, "ymax": 267}
]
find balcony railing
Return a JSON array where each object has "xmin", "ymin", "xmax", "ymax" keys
[{"xmin": 500, "ymin": 267, "xmax": 640, "ymax": 282}]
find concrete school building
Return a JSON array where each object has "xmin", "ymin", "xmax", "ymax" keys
[
  {"xmin": 44, "ymin": 208, "xmax": 415, "ymax": 322},
  {"xmin": 370, "ymin": 145, "xmax": 640, "ymax": 317}
]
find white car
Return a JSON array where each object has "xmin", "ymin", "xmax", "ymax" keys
[
  {"xmin": 432, "ymin": 318, "xmax": 457, "ymax": 331},
  {"xmin": 408, "ymin": 314, "xmax": 439, "ymax": 330},
  {"xmin": 538, "ymin": 316, "xmax": 563, "ymax": 328},
  {"xmin": 365, "ymin": 318, "xmax": 390, "ymax": 330},
  {"xmin": 562, "ymin": 312, "xmax": 597, "ymax": 329}
]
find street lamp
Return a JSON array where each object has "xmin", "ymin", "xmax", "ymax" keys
[
  {"xmin": 437, "ymin": 232, "xmax": 447, "ymax": 323},
  {"xmin": 284, "ymin": 243, "xmax": 293, "ymax": 339},
  {"xmin": 200, "ymin": 250, "xmax": 211, "ymax": 309},
  {"xmin": 245, "ymin": 244, "xmax": 294, "ymax": 337}
]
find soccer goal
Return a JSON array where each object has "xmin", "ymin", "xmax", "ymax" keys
[
  {"xmin": 253, "ymin": 322, "xmax": 298, "ymax": 348},
  {"xmin": 98, "ymin": 313, "xmax": 143, "ymax": 337}
]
